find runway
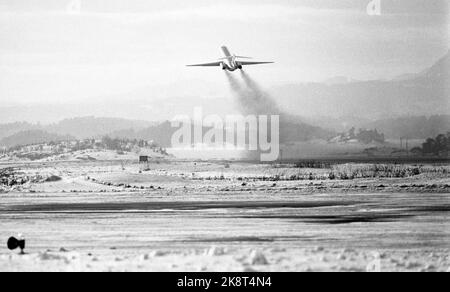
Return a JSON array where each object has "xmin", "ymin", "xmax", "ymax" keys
[{"xmin": 2, "ymin": 192, "xmax": 449, "ymax": 251}]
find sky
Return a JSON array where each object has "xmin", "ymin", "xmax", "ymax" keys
[{"xmin": 0, "ymin": 0, "xmax": 448, "ymax": 113}]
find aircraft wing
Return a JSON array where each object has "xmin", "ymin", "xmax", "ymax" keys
[
  {"xmin": 187, "ymin": 62, "xmax": 222, "ymax": 67},
  {"xmin": 239, "ymin": 61, "xmax": 274, "ymax": 65}
]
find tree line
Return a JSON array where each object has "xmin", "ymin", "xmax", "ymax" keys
[{"xmin": 411, "ymin": 133, "xmax": 450, "ymax": 156}]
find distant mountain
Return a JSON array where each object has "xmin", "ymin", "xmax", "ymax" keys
[
  {"xmin": 272, "ymin": 52, "xmax": 449, "ymax": 120},
  {"xmin": 109, "ymin": 121, "xmax": 175, "ymax": 147},
  {"xmin": 415, "ymin": 50, "xmax": 449, "ymax": 83},
  {"xmin": 0, "ymin": 117, "xmax": 158, "ymax": 145},
  {"xmin": 0, "ymin": 130, "xmax": 74, "ymax": 148},
  {"xmin": 303, "ymin": 114, "xmax": 450, "ymax": 140},
  {"xmin": 279, "ymin": 115, "xmax": 333, "ymax": 142},
  {"xmin": 107, "ymin": 116, "xmax": 333, "ymax": 147},
  {"xmin": 323, "ymin": 76, "xmax": 350, "ymax": 86},
  {"xmin": 46, "ymin": 117, "xmax": 156, "ymax": 139},
  {"xmin": 301, "ymin": 116, "xmax": 373, "ymax": 133},
  {"xmin": 0, "ymin": 122, "xmax": 38, "ymax": 140},
  {"xmin": 392, "ymin": 73, "xmax": 420, "ymax": 81},
  {"xmin": 362, "ymin": 115, "xmax": 450, "ymax": 140}
]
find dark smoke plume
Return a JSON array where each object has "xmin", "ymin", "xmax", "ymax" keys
[
  {"xmin": 224, "ymin": 71, "xmax": 331, "ymax": 147},
  {"xmin": 239, "ymin": 71, "xmax": 281, "ymax": 115},
  {"xmin": 225, "ymin": 71, "xmax": 280, "ymax": 115},
  {"xmin": 224, "ymin": 71, "xmax": 245, "ymax": 98}
]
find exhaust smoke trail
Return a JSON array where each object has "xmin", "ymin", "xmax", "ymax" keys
[
  {"xmin": 225, "ymin": 70, "xmax": 329, "ymax": 158},
  {"xmin": 224, "ymin": 71, "xmax": 245, "ymax": 98},
  {"xmin": 225, "ymin": 71, "xmax": 257, "ymax": 115},
  {"xmin": 225, "ymin": 71, "xmax": 281, "ymax": 116},
  {"xmin": 239, "ymin": 71, "xmax": 281, "ymax": 115},
  {"xmin": 224, "ymin": 71, "xmax": 280, "ymax": 160}
]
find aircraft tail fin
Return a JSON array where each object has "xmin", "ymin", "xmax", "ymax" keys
[{"xmin": 221, "ymin": 46, "xmax": 232, "ymax": 57}]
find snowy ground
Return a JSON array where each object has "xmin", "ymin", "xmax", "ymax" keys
[{"xmin": 0, "ymin": 160, "xmax": 449, "ymax": 272}]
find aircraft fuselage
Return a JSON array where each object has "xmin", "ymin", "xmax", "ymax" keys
[{"xmin": 221, "ymin": 56, "xmax": 243, "ymax": 72}]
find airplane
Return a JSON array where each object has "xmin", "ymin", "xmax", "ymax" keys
[{"xmin": 187, "ymin": 46, "xmax": 273, "ymax": 72}]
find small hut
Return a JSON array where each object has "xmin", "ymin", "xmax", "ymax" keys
[{"xmin": 139, "ymin": 156, "xmax": 149, "ymax": 163}]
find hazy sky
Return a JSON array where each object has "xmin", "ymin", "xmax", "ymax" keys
[{"xmin": 0, "ymin": 0, "xmax": 448, "ymax": 107}]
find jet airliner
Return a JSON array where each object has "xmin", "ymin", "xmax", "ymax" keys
[{"xmin": 187, "ymin": 46, "xmax": 273, "ymax": 72}]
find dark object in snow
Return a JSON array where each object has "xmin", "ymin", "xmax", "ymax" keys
[
  {"xmin": 45, "ymin": 175, "xmax": 62, "ymax": 182},
  {"xmin": 7, "ymin": 236, "xmax": 26, "ymax": 254},
  {"xmin": 139, "ymin": 156, "xmax": 149, "ymax": 163}
]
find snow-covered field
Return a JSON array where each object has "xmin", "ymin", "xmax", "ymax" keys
[{"xmin": 0, "ymin": 160, "xmax": 449, "ymax": 272}]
